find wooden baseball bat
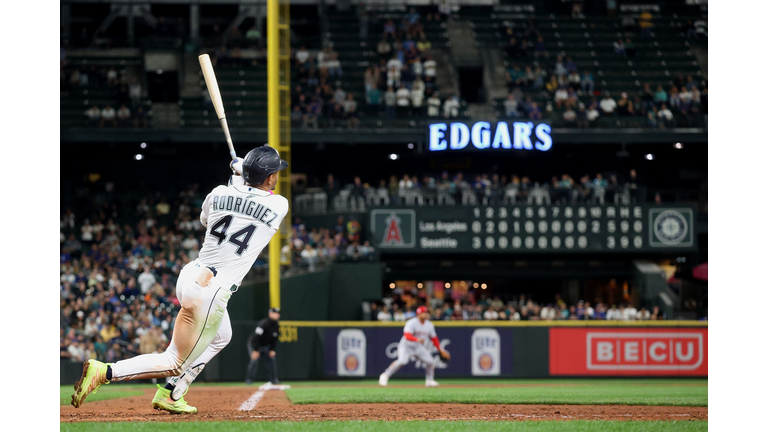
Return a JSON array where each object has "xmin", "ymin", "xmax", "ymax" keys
[{"xmin": 198, "ymin": 53, "xmax": 237, "ymax": 160}]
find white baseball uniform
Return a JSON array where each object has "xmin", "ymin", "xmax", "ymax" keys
[
  {"xmin": 396, "ymin": 318, "xmax": 438, "ymax": 366},
  {"xmin": 109, "ymin": 175, "xmax": 288, "ymax": 400},
  {"xmin": 381, "ymin": 317, "xmax": 440, "ymax": 383}
]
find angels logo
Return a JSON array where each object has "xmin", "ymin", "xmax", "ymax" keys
[
  {"xmin": 383, "ymin": 214, "xmax": 405, "ymax": 245},
  {"xmin": 371, "ymin": 209, "xmax": 415, "ymax": 248}
]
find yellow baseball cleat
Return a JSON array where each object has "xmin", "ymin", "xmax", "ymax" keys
[
  {"xmin": 71, "ymin": 359, "xmax": 110, "ymax": 408},
  {"xmin": 152, "ymin": 385, "xmax": 198, "ymax": 414}
]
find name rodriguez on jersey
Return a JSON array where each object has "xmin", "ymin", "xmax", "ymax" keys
[{"xmin": 210, "ymin": 195, "xmax": 280, "ymax": 228}]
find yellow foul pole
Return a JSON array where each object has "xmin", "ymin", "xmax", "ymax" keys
[{"xmin": 268, "ymin": 0, "xmax": 291, "ymax": 309}]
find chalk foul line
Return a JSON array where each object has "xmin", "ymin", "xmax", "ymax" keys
[{"xmin": 238, "ymin": 390, "xmax": 266, "ymax": 411}]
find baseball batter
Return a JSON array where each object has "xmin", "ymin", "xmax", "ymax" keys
[
  {"xmin": 379, "ymin": 306, "xmax": 450, "ymax": 387},
  {"xmin": 71, "ymin": 145, "xmax": 289, "ymax": 414}
]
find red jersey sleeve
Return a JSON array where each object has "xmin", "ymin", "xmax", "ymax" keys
[
  {"xmin": 430, "ymin": 336, "xmax": 441, "ymax": 349},
  {"xmin": 403, "ymin": 332, "xmax": 420, "ymax": 342}
]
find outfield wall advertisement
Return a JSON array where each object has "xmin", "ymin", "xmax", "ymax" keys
[
  {"xmin": 549, "ymin": 328, "xmax": 708, "ymax": 376},
  {"xmin": 325, "ymin": 327, "xmax": 512, "ymax": 378}
]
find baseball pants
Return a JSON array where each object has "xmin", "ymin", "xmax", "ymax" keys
[
  {"xmin": 383, "ymin": 341, "xmax": 436, "ymax": 380},
  {"xmin": 109, "ymin": 260, "xmax": 233, "ymax": 385}
]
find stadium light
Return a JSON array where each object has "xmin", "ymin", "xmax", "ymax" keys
[
  {"xmin": 473, "ymin": 283, "xmax": 479, "ymax": 288},
  {"xmin": 407, "ymin": 143, "xmax": 414, "ymax": 149},
  {"xmin": 389, "ymin": 153, "xmax": 399, "ymax": 160},
  {"xmin": 417, "ymin": 283, "xmax": 423, "ymax": 289},
  {"xmin": 140, "ymin": 142, "xmax": 147, "ymax": 149},
  {"xmin": 481, "ymin": 283, "xmax": 488, "ymax": 289},
  {"xmin": 389, "ymin": 283, "xmax": 395, "ymax": 289},
  {"xmin": 645, "ymin": 153, "xmax": 654, "ymax": 160},
  {"xmin": 445, "ymin": 283, "xmax": 451, "ymax": 288},
  {"xmin": 674, "ymin": 142, "xmax": 683, "ymax": 149},
  {"xmin": 134, "ymin": 154, "xmax": 144, "ymax": 161}
]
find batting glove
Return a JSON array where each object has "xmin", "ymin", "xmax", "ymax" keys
[{"xmin": 230, "ymin": 157, "xmax": 244, "ymax": 175}]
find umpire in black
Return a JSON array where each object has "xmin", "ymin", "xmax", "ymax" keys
[{"xmin": 245, "ymin": 307, "xmax": 281, "ymax": 384}]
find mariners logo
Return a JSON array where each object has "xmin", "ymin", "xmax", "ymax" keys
[{"xmin": 653, "ymin": 210, "xmax": 688, "ymax": 245}]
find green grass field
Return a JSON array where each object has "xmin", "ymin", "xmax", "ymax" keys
[
  {"xmin": 284, "ymin": 379, "xmax": 708, "ymax": 407},
  {"xmin": 60, "ymin": 379, "xmax": 707, "ymax": 431}
]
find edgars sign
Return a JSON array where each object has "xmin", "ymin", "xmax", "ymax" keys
[{"xmin": 428, "ymin": 121, "xmax": 552, "ymax": 152}]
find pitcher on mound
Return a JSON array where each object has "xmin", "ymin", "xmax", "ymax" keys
[{"xmin": 379, "ymin": 305, "xmax": 450, "ymax": 388}]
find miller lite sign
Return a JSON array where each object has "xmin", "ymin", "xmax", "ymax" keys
[
  {"xmin": 337, "ymin": 329, "xmax": 366, "ymax": 376},
  {"xmin": 471, "ymin": 329, "xmax": 501, "ymax": 376}
]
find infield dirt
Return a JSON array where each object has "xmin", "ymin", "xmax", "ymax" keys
[{"xmin": 60, "ymin": 386, "xmax": 708, "ymax": 423}]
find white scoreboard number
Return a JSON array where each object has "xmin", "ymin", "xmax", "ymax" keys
[{"xmin": 470, "ymin": 206, "xmax": 645, "ymax": 252}]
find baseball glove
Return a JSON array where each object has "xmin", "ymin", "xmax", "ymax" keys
[{"xmin": 438, "ymin": 349, "xmax": 451, "ymax": 363}]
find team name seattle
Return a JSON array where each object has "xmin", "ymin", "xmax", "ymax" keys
[{"xmin": 211, "ymin": 195, "xmax": 279, "ymax": 228}]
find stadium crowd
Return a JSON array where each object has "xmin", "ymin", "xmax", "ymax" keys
[
  {"xmin": 311, "ymin": 168, "xmax": 650, "ymax": 211},
  {"xmin": 283, "ymin": 215, "xmax": 375, "ymax": 272},
  {"xmin": 373, "ymin": 290, "xmax": 665, "ymax": 322}
]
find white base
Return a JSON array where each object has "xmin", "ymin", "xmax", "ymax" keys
[{"xmin": 258, "ymin": 382, "xmax": 291, "ymax": 391}]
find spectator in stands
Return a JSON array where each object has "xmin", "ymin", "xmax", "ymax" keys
[
  {"xmin": 563, "ymin": 106, "xmax": 577, "ymax": 125},
  {"xmin": 134, "ymin": 106, "xmax": 149, "ymax": 128},
  {"xmin": 244, "ymin": 25, "xmax": 262, "ymax": 48},
  {"xmin": 377, "ymin": 36, "xmax": 392, "ymax": 61},
  {"xmin": 506, "ymin": 65, "xmax": 525, "ymax": 90},
  {"xmin": 367, "ymin": 85, "xmax": 382, "ymax": 109},
  {"xmin": 85, "ymin": 105, "xmax": 101, "ymax": 127},
  {"xmin": 377, "ymin": 305, "xmax": 393, "ymax": 321},
  {"xmin": 295, "ymin": 45, "xmax": 310, "ymax": 67},
  {"xmin": 599, "ymin": 92, "xmax": 617, "ymax": 116},
  {"xmin": 117, "ymin": 104, "xmax": 131, "ymax": 127},
  {"xmin": 427, "ymin": 92, "xmax": 441, "ymax": 117},
  {"xmin": 383, "ymin": 19, "xmax": 396, "ymax": 38},
  {"xmin": 564, "ymin": 56, "xmax": 577, "ymax": 75},
  {"xmin": 553, "ymin": 55, "xmax": 567, "ymax": 80},
  {"xmin": 571, "ymin": 1, "xmax": 585, "ymax": 18},
  {"xmin": 417, "ymin": 34, "xmax": 432, "ymax": 53},
  {"xmin": 106, "ymin": 67, "xmax": 118, "ymax": 86},
  {"xmin": 616, "ymin": 92, "xmax": 635, "ymax": 116},
  {"xmin": 528, "ymin": 102, "xmax": 542, "ymax": 120},
  {"xmin": 533, "ymin": 36, "xmax": 548, "ymax": 59},
  {"xmin": 386, "ymin": 55, "xmax": 403, "ymax": 88},
  {"xmin": 651, "ymin": 306, "xmax": 665, "ymax": 320},
  {"xmin": 343, "ymin": 94, "xmax": 360, "ymax": 129},
  {"xmin": 503, "ymin": 94, "xmax": 519, "ymax": 118},
  {"xmin": 580, "ymin": 70, "xmax": 594, "ymax": 95},
  {"xmin": 442, "ymin": 94, "xmax": 460, "ymax": 118},
  {"xmin": 614, "ymin": 39, "xmax": 627, "ymax": 58},
  {"xmin": 401, "ymin": 64, "xmax": 414, "ymax": 90},
  {"xmin": 411, "ymin": 78, "xmax": 425, "ymax": 117},
  {"xmin": 624, "ymin": 38, "xmax": 636, "ymax": 57},
  {"xmin": 657, "ymin": 103, "xmax": 674, "ymax": 128},
  {"xmin": 423, "ymin": 55, "xmax": 437, "ymax": 80},
  {"xmin": 128, "ymin": 78, "xmax": 142, "ymax": 107},
  {"xmin": 567, "ymin": 70, "xmax": 581, "ymax": 92},
  {"xmin": 554, "ymin": 85, "xmax": 569, "ymax": 109},
  {"xmin": 327, "ymin": 51, "xmax": 343, "ymax": 77},
  {"xmin": 384, "ymin": 86, "xmax": 397, "ymax": 118},
  {"xmin": 654, "ymin": 85, "xmax": 668, "ymax": 106},
  {"xmin": 100, "ymin": 105, "xmax": 117, "ymax": 128}
]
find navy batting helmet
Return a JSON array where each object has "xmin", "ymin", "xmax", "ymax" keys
[{"xmin": 242, "ymin": 145, "xmax": 289, "ymax": 185}]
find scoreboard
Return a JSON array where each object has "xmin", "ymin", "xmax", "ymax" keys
[{"xmin": 369, "ymin": 205, "xmax": 696, "ymax": 254}]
